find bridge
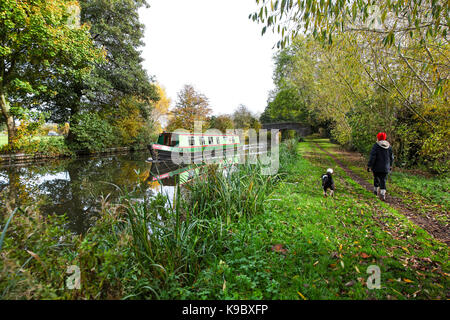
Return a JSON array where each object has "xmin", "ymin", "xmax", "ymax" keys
[{"xmin": 261, "ymin": 122, "xmax": 311, "ymax": 137}]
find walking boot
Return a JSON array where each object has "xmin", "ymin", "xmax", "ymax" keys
[{"xmin": 380, "ymin": 189, "xmax": 386, "ymax": 201}]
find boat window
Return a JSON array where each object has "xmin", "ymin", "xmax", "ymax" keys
[
  {"xmin": 216, "ymin": 137, "xmax": 220, "ymax": 144},
  {"xmin": 170, "ymin": 134, "xmax": 178, "ymax": 146},
  {"xmin": 208, "ymin": 137, "xmax": 214, "ymax": 144},
  {"xmin": 200, "ymin": 137, "xmax": 205, "ymax": 145},
  {"xmin": 189, "ymin": 137, "xmax": 195, "ymax": 146}
]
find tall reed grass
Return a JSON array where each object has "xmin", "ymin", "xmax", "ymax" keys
[
  {"xmin": 1, "ymin": 142, "xmax": 296, "ymax": 299},
  {"xmin": 123, "ymin": 161, "xmax": 278, "ymax": 298}
]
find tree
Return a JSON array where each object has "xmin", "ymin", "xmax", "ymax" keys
[
  {"xmin": 209, "ymin": 114, "xmax": 234, "ymax": 133},
  {"xmin": 166, "ymin": 84, "xmax": 212, "ymax": 132},
  {"xmin": 252, "ymin": 0, "xmax": 448, "ymax": 50},
  {"xmin": 0, "ymin": 0, "xmax": 103, "ymax": 146},
  {"xmin": 232, "ymin": 104, "xmax": 261, "ymax": 130},
  {"xmin": 151, "ymin": 83, "xmax": 171, "ymax": 131},
  {"xmin": 265, "ymin": 32, "xmax": 449, "ymax": 171},
  {"xmin": 36, "ymin": 0, "xmax": 159, "ymax": 134},
  {"xmin": 262, "ymin": 85, "xmax": 310, "ymax": 123}
]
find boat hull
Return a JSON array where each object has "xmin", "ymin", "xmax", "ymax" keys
[{"xmin": 147, "ymin": 143, "xmax": 240, "ymax": 164}]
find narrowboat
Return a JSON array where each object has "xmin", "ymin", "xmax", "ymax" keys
[{"xmin": 148, "ymin": 132, "xmax": 241, "ymax": 163}]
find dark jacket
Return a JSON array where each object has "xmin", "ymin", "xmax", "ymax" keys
[{"xmin": 368, "ymin": 140, "xmax": 394, "ymax": 173}]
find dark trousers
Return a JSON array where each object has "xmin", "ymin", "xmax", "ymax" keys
[{"xmin": 373, "ymin": 172, "xmax": 388, "ymax": 190}]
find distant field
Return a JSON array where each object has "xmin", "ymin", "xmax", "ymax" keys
[
  {"xmin": 0, "ymin": 135, "xmax": 7, "ymax": 146},
  {"xmin": 0, "ymin": 134, "xmax": 63, "ymax": 146}
]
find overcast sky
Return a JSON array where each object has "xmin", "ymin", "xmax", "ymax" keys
[{"xmin": 139, "ymin": 0, "xmax": 280, "ymax": 116}]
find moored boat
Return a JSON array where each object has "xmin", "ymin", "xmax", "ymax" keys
[{"xmin": 148, "ymin": 132, "xmax": 241, "ymax": 163}]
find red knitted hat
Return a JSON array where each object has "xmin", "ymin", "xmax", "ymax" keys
[{"xmin": 377, "ymin": 132, "xmax": 387, "ymax": 141}]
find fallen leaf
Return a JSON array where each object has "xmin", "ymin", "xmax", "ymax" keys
[
  {"xmin": 360, "ymin": 252, "xmax": 371, "ymax": 259},
  {"xmin": 297, "ymin": 291, "xmax": 307, "ymax": 300},
  {"xmin": 26, "ymin": 250, "xmax": 41, "ymax": 263},
  {"xmin": 271, "ymin": 244, "xmax": 288, "ymax": 254},
  {"xmin": 345, "ymin": 280, "xmax": 356, "ymax": 287}
]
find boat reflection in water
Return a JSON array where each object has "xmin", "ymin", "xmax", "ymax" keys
[{"xmin": 146, "ymin": 154, "xmax": 239, "ymax": 188}]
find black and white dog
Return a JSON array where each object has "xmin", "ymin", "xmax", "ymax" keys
[{"xmin": 321, "ymin": 168, "xmax": 335, "ymax": 197}]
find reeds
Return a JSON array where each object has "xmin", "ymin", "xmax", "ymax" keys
[{"xmin": 123, "ymin": 161, "xmax": 277, "ymax": 298}]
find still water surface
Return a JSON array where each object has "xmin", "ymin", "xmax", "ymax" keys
[{"xmin": 0, "ymin": 151, "xmax": 175, "ymax": 233}]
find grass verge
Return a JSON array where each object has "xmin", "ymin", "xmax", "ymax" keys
[{"xmin": 0, "ymin": 139, "xmax": 448, "ymax": 299}]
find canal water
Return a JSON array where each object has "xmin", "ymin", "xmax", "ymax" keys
[
  {"xmin": 0, "ymin": 151, "xmax": 176, "ymax": 233},
  {"xmin": 0, "ymin": 143, "xmax": 273, "ymax": 233}
]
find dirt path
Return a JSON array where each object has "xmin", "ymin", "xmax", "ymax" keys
[{"xmin": 314, "ymin": 142, "xmax": 450, "ymax": 246}]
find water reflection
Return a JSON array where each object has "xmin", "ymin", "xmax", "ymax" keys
[{"xmin": 0, "ymin": 152, "xmax": 176, "ymax": 234}]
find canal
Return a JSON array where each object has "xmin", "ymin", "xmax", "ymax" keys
[{"xmin": 0, "ymin": 151, "xmax": 176, "ymax": 234}]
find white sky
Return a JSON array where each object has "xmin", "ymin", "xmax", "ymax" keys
[{"xmin": 139, "ymin": 0, "xmax": 280, "ymax": 116}]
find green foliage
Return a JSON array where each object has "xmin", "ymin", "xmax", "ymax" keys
[
  {"xmin": 0, "ymin": 0, "xmax": 104, "ymax": 145},
  {"xmin": 68, "ymin": 112, "xmax": 115, "ymax": 152},
  {"xmin": 263, "ymin": 34, "xmax": 449, "ymax": 172},
  {"xmin": 209, "ymin": 115, "xmax": 234, "ymax": 133},
  {"xmin": 252, "ymin": 0, "xmax": 448, "ymax": 53},
  {"xmin": 36, "ymin": 137, "xmax": 74, "ymax": 157},
  {"xmin": 263, "ymin": 86, "xmax": 309, "ymax": 123},
  {"xmin": 184, "ymin": 163, "xmax": 277, "ymax": 221},
  {"xmin": 36, "ymin": 0, "xmax": 159, "ymax": 125},
  {"xmin": 101, "ymin": 95, "xmax": 156, "ymax": 147},
  {"xmin": 281, "ymin": 129, "xmax": 298, "ymax": 141},
  {"xmin": 1, "ymin": 139, "xmax": 448, "ymax": 299},
  {"xmin": 232, "ymin": 105, "xmax": 261, "ymax": 130}
]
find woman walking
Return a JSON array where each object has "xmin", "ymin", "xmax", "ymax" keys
[{"xmin": 367, "ymin": 132, "xmax": 394, "ymax": 201}]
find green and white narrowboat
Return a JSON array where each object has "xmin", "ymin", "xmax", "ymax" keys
[{"xmin": 148, "ymin": 132, "xmax": 241, "ymax": 163}]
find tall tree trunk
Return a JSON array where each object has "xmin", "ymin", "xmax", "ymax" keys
[
  {"xmin": 66, "ymin": 81, "xmax": 83, "ymax": 144},
  {"xmin": 0, "ymin": 91, "xmax": 16, "ymax": 145}
]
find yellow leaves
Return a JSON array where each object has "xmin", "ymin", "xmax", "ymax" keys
[
  {"xmin": 153, "ymin": 84, "xmax": 171, "ymax": 122},
  {"xmin": 297, "ymin": 291, "xmax": 307, "ymax": 300},
  {"xmin": 403, "ymin": 278, "xmax": 414, "ymax": 283},
  {"xmin": 248, "ymin": 181, "xmax": 254, "ymax": 193}
]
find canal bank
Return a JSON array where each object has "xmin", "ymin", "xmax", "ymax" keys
[
  {"xmin": 1, "ymin": 139, "xmax": 448, "ymax": 300},
  {"xmin": 0, "ymin": 146, "xmax": 147, "ymax": 166}
]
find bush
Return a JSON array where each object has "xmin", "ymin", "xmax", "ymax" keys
[
  {"xmin": 68, "ymin": 113, "xmax": 116, "ymax": 153},
  {"xmin": 36, "ymin": 137, "xmax": 73, "ymax": 157},
  {"xmin": 130, "ymin": 122, "xmax": 156, "ymax": 147}
]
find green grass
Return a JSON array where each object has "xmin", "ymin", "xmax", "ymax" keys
[
  {"xmin": 313, "ymin": 139, "xmax": 450, "ymax": 226},
  {"xmin": 185, "ymin": 140, "xmax": 449, "ymax": 299},
  {"xmin": 1, "ymin": 139, "xmax": 448, "ymax": 299}
]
